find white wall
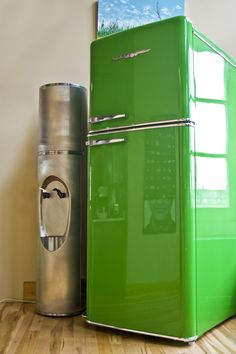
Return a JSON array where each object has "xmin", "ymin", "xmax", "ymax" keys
[
  {"xmin": 186, "ymin": 0, "xmax": 236, "ymax": 60},
  {"xmin": 0, "ymin": 0, "xmax": 96, "ymax": 300},
  {"xmin": 0, "ymin": 0, "xmax": 235, "ymax": 300}
]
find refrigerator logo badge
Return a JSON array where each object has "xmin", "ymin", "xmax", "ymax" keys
[{"xmin": 112, "ymin": 48, "xmax": 151, "ymax": 61}]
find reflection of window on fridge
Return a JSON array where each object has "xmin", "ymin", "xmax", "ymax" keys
[
  {"xmin": 194, "ymin": 49, "xmax": 228, "ymax": 208},
  {"xmin": 194, "ymin": 100, "xmax": 228, "ymax": 208},
  {"xmin": 143, "ymin": 129, "xmax": 176, "ymax": 234},
  {"xmin": 194, "ymin": 51, "xmax": 225, "ymax": 101},
  {"xmin": 93, "ymin": 147, "xmax": 126, "ymax": 221}
]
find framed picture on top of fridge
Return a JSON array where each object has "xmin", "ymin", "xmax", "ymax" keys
[{"xmin": 97, "ymin": 0, "xmax": 184, "ymax": 37}]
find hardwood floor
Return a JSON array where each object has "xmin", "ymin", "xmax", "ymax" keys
[{"xmin": 0, "ymin": 302, "xmax": 236, "ymax": 353}]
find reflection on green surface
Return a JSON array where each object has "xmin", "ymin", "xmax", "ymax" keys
[
  {"xmin": 194, "ymin": 102, "xmax": 227, "ymax": 154},
  {"xmin": 92, "ymin": 144, "xmax": 127, "ymax": 220},
  {"xmin": 143, "ymin": 128, "xmax": 176, "ymax": 234},
  {"xmin": 194, "ymin": 50, "xmax": 228, "ymax": 208},
  {"xmin": 88, "ymin": 126, "xmax": 185, "ymax": 337},
  {"xmin": 193, "ymin": 31, "xmax": 236, "ymax": 336},
  {"xmin": 144, "ymin": 199, "xmax": 175, "ymax": 234},
  {"xmin": 196, "ymin": 156, "xmax": 228, "ymax": 208},
  {"xmin": 194, "ymin": 50, "xmax": 225, "ymax": 100}
]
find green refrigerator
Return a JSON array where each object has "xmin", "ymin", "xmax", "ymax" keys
[{"xmin": 86, "ymin": 16, "xmax": 236, "ymax": 342}]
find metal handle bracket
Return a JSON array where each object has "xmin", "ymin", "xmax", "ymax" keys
[
  {"xmin": 86, "ymin": 138, "xmax": 126, "ymax": 147},
  {"xmin": 89, "ymin": 114, "xmax": 127, "ymax": 124}
]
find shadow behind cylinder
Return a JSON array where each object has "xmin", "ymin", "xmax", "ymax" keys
[{"xmin": 37, "ymin": 83, "xmax": 87, "ymax": 316}]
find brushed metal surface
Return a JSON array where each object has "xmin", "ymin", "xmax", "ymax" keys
[
  {"xmin": 37, "ymin": 154, "xmax": 85, "ymax": 315},
  {"xmin": 37, "ymin": 83, "xmax": 87, "ymax": 316},
  {"xmin": 38, "ymin": 150, "xmax": 81, "ymax": 156},
  {"xmin": 39, "ymin": 83, "xmax": 87, "ymax": 152}
]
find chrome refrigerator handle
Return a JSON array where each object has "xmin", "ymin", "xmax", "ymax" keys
[
  {"xmin": 86, "ymin": 138, "xmax": 126, "ymax": 147},
  {"xmin": 89, "ymin": 114, "xmax": 127, "ymax": 123}
]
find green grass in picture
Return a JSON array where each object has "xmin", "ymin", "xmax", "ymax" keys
[{"xmin": 97, "ymin": 21, "xmax": 131, "ymax": 38}]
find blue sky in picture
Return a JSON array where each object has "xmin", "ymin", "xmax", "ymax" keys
[{"xmin": 98, "ymin": 0, "xmax": 184, "ymax": 29}]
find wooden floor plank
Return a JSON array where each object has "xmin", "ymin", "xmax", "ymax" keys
[
  {"xmin": 108, "ymin": 332, "xmax": 126, "ymax": 354},
  {"xmin": 73, "ymin": 316, "xmax": 86, "ymax": 354},
  {"xmin": 0, "ymin": 303, "xmax": 23, "ymax": 354},
  {"xmin": 5, "ymin": 309, "xmax": 34, "ymax": 354},
  {"xmin": 0, "ymin": 303, "xmax": 236, "ymax": 353}
]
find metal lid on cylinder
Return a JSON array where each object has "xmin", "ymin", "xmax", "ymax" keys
[{"xmin": 39, "ymin": 83, "xmax": 87, "ymax": 153}]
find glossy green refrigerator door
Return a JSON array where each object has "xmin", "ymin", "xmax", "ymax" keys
[
  {"xmin": 87, "ymin": 124, "xmax": 196, "ymax": 339},
  {"xmin": 90, "ymin": 16, "xmax": 192, "ymax": 131}
]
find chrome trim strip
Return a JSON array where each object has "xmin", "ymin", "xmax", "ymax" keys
[
  {"xmin": 86, "ymin": 138, "xmax": 126, "ymax": 147},
  {"xmin": 113, "ymin": 48, "xmax": 151, "ymax": 61},
  {"xmin": 193, "ymin": 31, "xmax": 236, "ymax": 69},
  {"xmin": 38, "ymin": 150, "xmax": 81, "ymax": 156},
  {"xmin": 86, "ymin": 320, "xmax": 198, "ymax": 343},
  {"xmin": 88, "ymin": 118, "xmax": 192, "ymax": 135},
  {"xmin": 89, "ymin": 114, "xmax": 127, "ymax": 124},
  {"xmin": 88, "ymin": 119, "xmax": 194, "ymax": 137}
]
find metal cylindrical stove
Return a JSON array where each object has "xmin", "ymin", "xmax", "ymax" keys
[{"xmin": 37, "ymin": 83, "xmax": 87, "ymax": 316}]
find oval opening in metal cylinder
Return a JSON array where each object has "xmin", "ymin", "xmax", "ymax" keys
[{"xmin": 39, "ymin": 176, "xmax": 70, "ymax": 252}]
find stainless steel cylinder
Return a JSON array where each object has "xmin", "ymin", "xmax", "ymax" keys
[
  {"xmin": 37, "ymin": 83, "xmax": 87, "ymax": 316},
  {"xmin": 39, "ymin": 83, "xmax": 87, "ymax": 152}
]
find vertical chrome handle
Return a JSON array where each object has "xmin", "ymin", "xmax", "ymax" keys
[
  {"xmin": 86, "ymin": 138, "xmax": 126, "ymax": 147},
  {"xmin": 89, "ymin": 114, "xmax": 127, "ymax": 124}
]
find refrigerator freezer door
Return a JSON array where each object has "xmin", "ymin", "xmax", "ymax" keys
[
  {"xmin": 87, "ymin": 124, "xmax": 196, "ymax": 339},
  {"xmin": 90, "ymin": 16, "xmax": 192, "ymax": 132}
]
